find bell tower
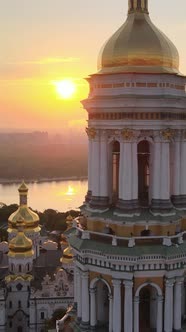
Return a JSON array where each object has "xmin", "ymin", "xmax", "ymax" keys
[{"xmin": 68, "ymin": 1, "xmax": 186, "ymax": 332}]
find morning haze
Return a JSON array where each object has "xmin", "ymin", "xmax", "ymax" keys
[{"xmin": 0, "ymin": 0, "xmax": 186, "ymax": 132}]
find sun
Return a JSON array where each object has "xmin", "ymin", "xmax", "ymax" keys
[{"xmin": 53, "ymin": 79, "xmax": 76, "ymax": 99}]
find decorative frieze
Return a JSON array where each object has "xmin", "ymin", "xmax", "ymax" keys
[
  {"xmin": 85, "ymin": 127, "xmax": 97, "ymax": 139},
  {"xmin": 121, "ymin": 128, "xmax": 134, "ymax": 141},
  {"xmin": 160, "ymin": 128, "xmax": 175, "ymax": 141}
]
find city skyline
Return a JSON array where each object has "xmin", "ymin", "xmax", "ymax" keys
[{"xmin": 1, "ymin": 0, "xmax": 186, "ymax": 132}]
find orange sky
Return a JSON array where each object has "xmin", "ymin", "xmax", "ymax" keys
[{"xmin": 1, "ymin": 0, "xmax": 186, "ymax": 133}]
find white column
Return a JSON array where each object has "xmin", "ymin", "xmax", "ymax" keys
[
  {"xmin": 160, "ymin": 142, "xmax": 170, "ymax": 200},
  {"xmin": 109, "ymin": 294, "xmax": 113, "ymax": 332},
  {"xmin": 77, "ymin": 268, "xmax": 82, "ymax": 319},
  {"xmin": 90, "ymin": 288, "xmax": 96, "ymax": 328},
  {"xmin": 81, "ymin": 271, "xmax": 90, "ymax": 325},
  {"xmin": 172, "ymin": 140, "xmax": 181, "ymax": 196},
  {"xmin": 134, "ymin": 296, "xmax": 139, "ymax": 332},
  {"xmin": 124, "ymin": 280, "xmax": 133, "ymax": 332},
  {"xmin": 100, "ymin": 133, "xmax": 108, "ymax": 197},
  {"xmin": 91, "ymin": 138, "xmax": 100, "ymax": 197},
  {"xmin": 119, "ymin": 142, "xmax": 132, "ymax": 201},
  {"xmin": 132, "ymin": 142, "xmax": 138, "ymax": 200},
  {"xmin": 73, "ymin": 266, "xmax": 77, "ymax": 304},
  {"xmin": 180, "ymin": 140, "xmax": 186, "ymax": 195},
  {"xmin": 164, "ymin": 279, "xmax": 174, "ymax": 332},
  {"xmin": 174, "ymin": 277, "xmax": 183, "ymax": 331},
  {"xmin": 152, "ymin": 141, "xmax": 161, "ymax": 200},
  {"xmin": 88, "ymin": 139, "xmax": 93, "ymax": 193},
  {"xmin": 112, "ymin": 279, "xmax": 121, "ymax": 332},
  {"xmin": 156, "ymin": 295, "xmax": 163, "ymax": 332}
]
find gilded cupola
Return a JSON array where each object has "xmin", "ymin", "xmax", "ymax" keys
[
  {"xmin": 8, "ymin": 219, "xmax": 34, "ymax": 259},
  {"xmin": 8, "ymin": 181, "xmax": 40, "ymax": 233},
  {"xmin": 61, "ymin": 245, "xmax": 73, "ymax": 265},
  {"xmin": 98, "ymin": 0, "xmax": 179, "ymax": 74}
]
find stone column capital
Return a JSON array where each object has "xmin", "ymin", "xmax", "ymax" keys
[
  {"xmin": 120, "ymin": 128, "xmax": 135, "ymax": 142},
  {"xmin": 112, "ymin": 279, "xmax": 121, "ymax": 287},
  {"xmin": 82, "ymin": 271, "xmax": 89, "ymax": 279},
  {"xmin": 86, "ymin": 127, "xmax": 97, "ymax": 140},
  {"xmin": 123, "ymin": 280, "xmax": 133, "ymax": 288},
  {"xmin": 175, "ymin": 276, "xmax": 184, "ymax": 285},
  {"xmin": 160, "ymin": 128, "xmax": 175, "ymax": 142},
  {"xmin": 165, "ymin": 278, "xmax": 174, "ymax": 287}
]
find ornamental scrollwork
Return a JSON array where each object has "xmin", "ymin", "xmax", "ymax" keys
[
  {"xmin": 86, "ymin": 127, "xmax": 96, "ymax": 139},
  {"xmin": 121, "ymin": 128, "xmax": 134, "ymax": 140},
  {"xmin": 160, "ymin": 128, "xmax": 175, "ymax": 141}
]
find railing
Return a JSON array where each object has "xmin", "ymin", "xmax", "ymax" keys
[{"xmin": 72, "ymin": 221, "xmax": 185, "ymax": 248}]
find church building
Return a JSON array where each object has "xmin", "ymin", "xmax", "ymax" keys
[{"xmin": 67, "ymin": 1, "xmax": 186, "ymax": 331}]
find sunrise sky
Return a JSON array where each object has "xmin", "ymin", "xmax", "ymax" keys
[{"xmin": 1, "ymin": 0, "xmax": 186, "ymax": 133}]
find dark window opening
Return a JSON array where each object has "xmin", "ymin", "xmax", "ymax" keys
[
  {"xmin": 138, "ymin": 141, "xmax": 150, "ymax": 207},
  {"xmin": 41, "ymin": 312, "xmax": 45, "ymax": 320}
]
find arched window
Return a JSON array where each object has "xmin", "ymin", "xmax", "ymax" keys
[
  {"xmin": 19, "ymin": 265, "xmax": 22, "ymax": 273},
  {"xmin": 138, "ymin": 140, "xmax": 150, "ymax": 206},
  {"xmin": 18, "ymin": 300, "xmax": 21, "ymax": 308},
  {"xmin": 9, "ymin": 301, "xmax": 12, "ymax": 308}
]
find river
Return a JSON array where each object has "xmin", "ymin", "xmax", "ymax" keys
[{"xmin": 0, "ymin": 180, "xmax": 88, "ymax": 212}]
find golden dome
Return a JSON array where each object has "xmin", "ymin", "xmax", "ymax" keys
[
  {"xmin": 60, "ymin": 246, "xmax": 73, "ymax": 264},
  {"xmin": 98, "ymin": 0, "xmax": 179, "ymax": 74},
  {"xmin": 8, "ymin": 182, "xmax": 40, "ymax": 232},
  {"xmin": 8, "ymin": 220, "xmax": 34, "ymax": 258}
]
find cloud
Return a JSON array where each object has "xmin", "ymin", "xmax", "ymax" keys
[{"xmin": 7, "ymin": 57, "xmax": 80, "ymax": 65}]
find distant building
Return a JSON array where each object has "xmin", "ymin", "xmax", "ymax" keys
[
  {"xmin": 64, "ymin": 1, "xmax": 186, "ymax": 331},
  {"xmin": 0, "ymin": 183, "xmax": 74, "ymax": 332}
]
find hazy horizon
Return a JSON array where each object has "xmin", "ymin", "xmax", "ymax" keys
[{"xmin": 1, "ymin": 0, "xmax": 186, "ymax": 132}]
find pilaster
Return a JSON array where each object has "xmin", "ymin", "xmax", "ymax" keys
[
  {"xmin": 80, "ymin": 271, "xmax": 90, "ymax": 327},
  {"xmin": 124, "ymin": 280, "xmax": 133, "ymax": 332},
  {"xmin": 90, "ymin": 288, "xmax": 96, "ymax": 328},
  {"xmin": 164, "ymin": 278, "xmax": 174, "ymax": 332},
  {"xmin": 112, "ymin": 279, "xmax": 121, "ymax": 332},
  {"xmin": 173, "ymin": 277, "xmax": 183, "ymax": 332}
]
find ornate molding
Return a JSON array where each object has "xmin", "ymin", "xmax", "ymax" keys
[
  {"xmin": 160, "ymin": 128, "xmax": 175, "ymax": 141},
  {"xmin": 86, "ymin": 127, "xmax": 97, "ymax": 139},
  {"xmin": 121, "ymin": 128, "xmax": 134, "ymax": 141}
]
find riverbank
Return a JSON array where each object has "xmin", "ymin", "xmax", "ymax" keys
[{"xmin": 0, "ymin": 176, "xmax": 88, "ymax": 185}]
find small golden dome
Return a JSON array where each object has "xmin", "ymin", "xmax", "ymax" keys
[
  {"xmin": 8, "ymin": 220, "xmax": 34, "ymax": 258},
  {"xmin": 98, "ymin": 1, "xmax": 179, "ymax": 74},
  {"xmin": 60, "ymin": 246, "xmax": 73, "ymax": 264},
  {"xmin": 8, "ymin": 182, "xmax": 40, "ymax": 232}
]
